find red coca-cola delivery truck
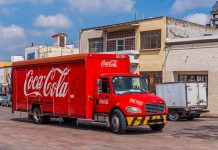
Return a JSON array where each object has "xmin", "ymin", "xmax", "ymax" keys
[{"xmin": 12, "ymin": 53, "xmax": 167, "ymax": 133}]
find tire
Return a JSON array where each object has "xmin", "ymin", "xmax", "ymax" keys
[
  {"xmin": 168, "ymin": 111, "xmax": 179, "ymax": 121},
  {"xmin": 186, "ymin": 115, "xmax": 195, "ymax": 121},
  {"xmin": 32, "ymin": 107, "xmax": 50, "ymax": 124},
  {"xmin": 149, "ymin": 124, "xmax": 165, "ymax": 131},
  {"xmin": 63, "ymin": 117, "xmax": 77, "ymax": 124},
  {"xmin": 195, "ymin": 114, "xmax": 200, "ymax": 118},
  {"xmin": 110, "ymin": 109, "xmax": 127, "ymax": 134}
]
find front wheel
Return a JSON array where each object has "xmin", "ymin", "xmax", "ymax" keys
[
  {"xmin": 149, "ymin": 124, "xmax": 165, "ymax": 131},
  {"xmin": 110, "ymin": 109, "xmax": 127, "ymax": 134}
]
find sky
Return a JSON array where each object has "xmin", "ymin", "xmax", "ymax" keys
[{"xmin": 0, "ymin": 0, "xmax": 217, "ymax": 61}]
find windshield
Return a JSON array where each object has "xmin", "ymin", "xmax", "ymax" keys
[{"xmin": 112, "ymin": 76, "xmax": 149, "ymax": 95}]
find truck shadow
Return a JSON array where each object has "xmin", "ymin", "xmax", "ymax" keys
[{"xmin": 11, "ymin": 117, "xmax": 157, "ymax": 135}]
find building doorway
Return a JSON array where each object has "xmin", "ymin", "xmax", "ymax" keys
[
  {"xmin": 140, "ymin": 71, "xmax": 162, "ymax": 93},
  {"xmin": 178, "ymin": 74, "xmax": 208, "ymax": 82}
]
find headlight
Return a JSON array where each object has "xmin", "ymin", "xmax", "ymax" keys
[{"xmin": 126, "ymin": 106, "xmax": 141, "ymax": 114}]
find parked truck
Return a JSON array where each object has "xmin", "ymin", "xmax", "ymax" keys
[
  {"xmin": 155, "ymin": 82, "xmax": 208, "ymax": 121},
  {"xmin": 12, "ymin": 53, "xmax": 168, "ymax": 133}
]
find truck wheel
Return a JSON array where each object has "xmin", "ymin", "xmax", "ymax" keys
[
  {"xmin": 168, "ymin": 111, "xmax": 179, "ymax": 121},
  {"xmin": 186, "ymin": 115, "xmax": 195, "ymax": 121},
  {"xmin": 149, "ymin": 124, "xmax": 165, "ymax": 131},
  {"xmin": 110, "ymin": 109, "xmax": 127, "ymax": 134},
  {"xmin": 63, "ymin": 117, "xmax": 77, "ymax": 124},
  {"xmin": 195, "ymin": 114, "xmax": 200, "ymax": 118},
  {"xmin": 32, "ymin": 107, "xmax": 50, "ymax": 124}
]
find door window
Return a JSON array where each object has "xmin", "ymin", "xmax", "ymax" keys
[{"xmin": 98, "ymin": 78, "xmax": 110, "ymax": 94}]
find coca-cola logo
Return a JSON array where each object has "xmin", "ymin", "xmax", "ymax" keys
[
  {"xmin": 24, "ymin": 67, "xmax": 71, "ymax": 98},
  {"xmin": 101, "ymin": 60, "xmax": 118, "ymax": 68}
]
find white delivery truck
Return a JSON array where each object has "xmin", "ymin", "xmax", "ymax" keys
[{"xmin": 155, "ymin": 82, "xmax": 208, "ymax": 121}]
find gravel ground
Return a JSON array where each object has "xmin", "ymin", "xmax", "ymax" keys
[{"xmin": 0, "ymin": 106, "xmax": 218, "ymax": 150}]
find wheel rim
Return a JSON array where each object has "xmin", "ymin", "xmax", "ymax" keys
[
  {"xmin": 33, "ymin": 109, "xmax": 40, "ymax": 122},
  {"xmin": 170, "ymin": 112, "xmax": 178, "ymax": 120},
  {"xmin": 111, "ymin": 115, "xmax": 120, "ymax": 131}
]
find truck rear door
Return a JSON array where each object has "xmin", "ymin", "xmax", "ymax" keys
[
  {"xmin": 198, "ymin": 82, "xmax": 208, "ymax": 107},
  {"xmin": 186, "ymin": 83, "xmax": 198, "ymax": 107}
]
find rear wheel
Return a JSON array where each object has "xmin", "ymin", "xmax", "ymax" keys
[
  {"xmin": 62, "ymin": 117, "xmax": 77, "ymax": 124},
  {"xmin": 110, "ymin": 109, "xmax": 127, "ymax": 134},
  {"xmin": 186, "ymin": 115, "xmax": 195, "ymax": 121},
  {"xmin": 32, "ymin": 107, "xmax": 50, "ymax": 124},
  {"xmin": 168, "ymin": 111, "xmax": 179, "ymax": 121},
  {"xmin": 149, "ymin": 124, "xmax": 165, "ymax": 131}
]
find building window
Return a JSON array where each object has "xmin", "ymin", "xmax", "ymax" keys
[
  {"xmin": 107, "ymin": 29, "xmax": 135, "ymax": 39},
  {"xmin": 125, "ymin": 38, "xmax": 135, "ymax": 50},
  {"xmin": 89, "ymin": 38, "xmax": 103, "ymax": 52},
  {"xmin": 107, "ymin": 29, "xmax": 135, "ymax": 51},
  {"xmin": 140, "ymin": 71, "xmax": 162, "ymax": 93},
  {"xmin": 27, "ymin": 53, "xmax": 35, "ymax": 60},
  {"xmin": 178, "ymin": 75, "xmax": 208, "ymax": 82},
  {"xmin": 140, "ymin": 29, "xmax": 161, "ymax": 49},
  {"xmin": 117, "ymin": 39, "xmax": 124, "ymax": 51},
  {"xmin": 107, "ymin": 40, "xmax": 116, "ymax": 51}
]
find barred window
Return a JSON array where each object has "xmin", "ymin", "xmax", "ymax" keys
[
  {"xmin": 107, "ymin": 29, "xmax": 135, "ymax": 39},
  {"xmin": 89, "ymin": 38, "xmax": 103, "ymax": 52},
  {"xmin": 140, "ymin": 30, "xmax": 161, "ymax": 49},
  {"xmin": 107, "ymin": 40, "xmax": 116, "ymax": 51}
]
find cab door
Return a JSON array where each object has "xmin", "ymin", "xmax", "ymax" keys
[{"xmin": 94, "ymin": 78, "xmax": 111, "ymax": 113}]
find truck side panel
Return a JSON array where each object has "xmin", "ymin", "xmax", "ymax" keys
[
  {"xmin": 155, "ymin": 83, "xmax": 186, "ymax": 108},
  {"xmin": 13, "ymin": 67, "xmax": 29, "ymax": 111},
  {"xmin": 68, "ymin": 61, "xmax": 86, "ymax": 118},
  {"xmin": 13, "ymin": 61, "xmax": 86, "ymax": 118}
]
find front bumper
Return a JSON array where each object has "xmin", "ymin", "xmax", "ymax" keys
[{"xmin": 126, "ymin": 115, "xmax": 166, "ymax": 126}]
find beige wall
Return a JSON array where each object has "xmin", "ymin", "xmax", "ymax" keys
[
  {"xmin": 165, "ymin": 41, "xmax": 218, "ymax": 114},
  {"xmin": 80, "ymin": 30, "xmax": 106, "ymax": 53},
  {"xmin": 137, "ymin": 17, "xmax": 167, "ymax": 74}
]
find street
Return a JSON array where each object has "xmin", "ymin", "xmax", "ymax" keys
[{"xmin": 0, "ymin": 107, "xmax": 217, "ymax": 150}]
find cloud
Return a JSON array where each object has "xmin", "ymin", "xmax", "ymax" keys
[
  {"xmin": 33, "ymin": 14, "xmax": 72, "ymax": 29},
  {"xmin": 171, "ymin": 0, "xmax": 216, "ymax": 14},
  {"xmin": 0, "ymin": 0, "xmax": 53, "ymax": 5},
  {"xmin": 0, "ymin": 24, "xmax": 26, "ymax": 40},
  {"xmin": 66, "ymin": 0, "xmax": 135, "ymax": 13},
  {"xmin": 29, "ymin": 29, "xmax": 56, "ymax": 37},
  {"xmin": 184, "ymin": 13, "xmax": 208, "ymax": 25},
  {"xmin": 0, "ymin": 24, "xmax": 27, "ymax": 61}
]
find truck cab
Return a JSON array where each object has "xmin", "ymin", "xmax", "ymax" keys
[{"xmin": 94, "ymin": 73, "xmax": 168, "ymax": 133}]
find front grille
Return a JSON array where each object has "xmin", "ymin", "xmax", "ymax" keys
[{"xmin": 145, "ymin": 103, "xmax": 165, "ymax": 114}]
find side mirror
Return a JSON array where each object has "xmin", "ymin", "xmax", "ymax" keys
[{"xmin": 97, "ymin": 79, "xmax": 102, "ymax": 95}]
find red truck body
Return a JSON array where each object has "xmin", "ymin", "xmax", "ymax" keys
[{"xmin": 12, "ymin": 53, "xmax": 167, "ymax": 133}]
